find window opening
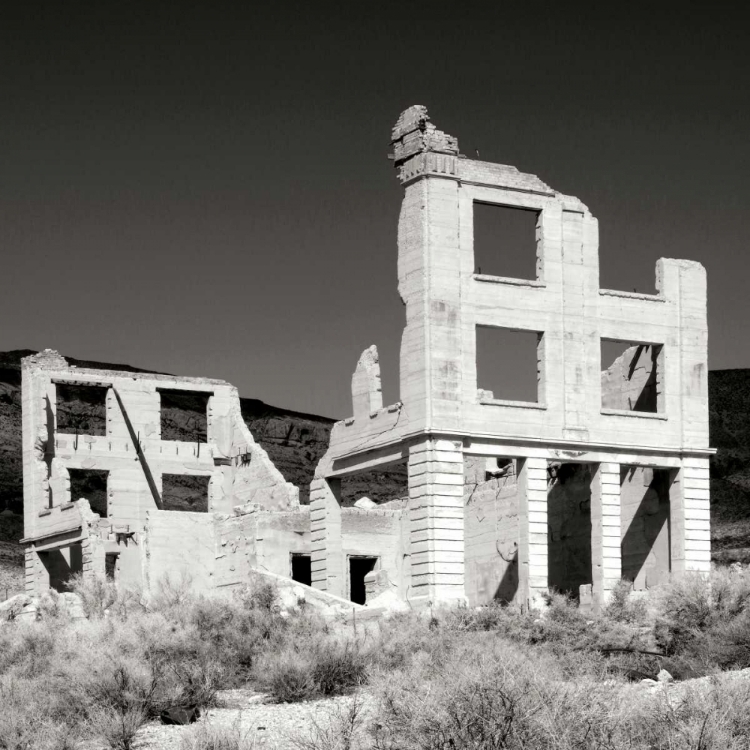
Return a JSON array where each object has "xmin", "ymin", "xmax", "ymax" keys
[
  {"xmin": 69, "ymin": 468, "xmax": 109, "ymax": 517},
  {"xmin": 159, "ymin": 389, "xmax": 210, "ymax": 442},
  {"xmin": 476, "ymin": 326, "xmax": 543, "ymax": 404},
  {"xmin": 473, "ymin": 202, "xmax": 540, "ymax": 280},
  {"xmin": 56, "ymin": 384, "xmax": 108, "ymax": 436},
  {"xmin": 161, "ymin": 474, "xmax": 210, "ymax": 512},
  {"xmin": 601, "ymin": 340, "xmax": 663, "ymax": 413}
]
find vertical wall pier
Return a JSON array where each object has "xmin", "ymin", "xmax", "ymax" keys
[
  {"xmin": 408, "ymin": 438, "xmax": 465, "ymax": 605},
  {"xmin": 591, "ymin": 462, "xmax": 622, "ymax": 609},
  {"xmin": 309, "ymin": 475, "xmax": 343, "ymax": 596},
  {"xmin": 670, "ymin": 458, "xmax": 711, "ymax": 575},
  {"xmin": 517, "ymin": 457, "xmax": 548, "ymax": 608}
]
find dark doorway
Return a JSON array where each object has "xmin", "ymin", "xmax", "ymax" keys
[
  {"xmin": 349, "ymin": 556, "xmax": 378, "ymax": 605},
  {"xmin": 291, "ymin": 553, "xmax": 312, "ymax": 586},
  {"xmin": 105, "ymin": 553, "xmax": 118, "ymax": 580}
]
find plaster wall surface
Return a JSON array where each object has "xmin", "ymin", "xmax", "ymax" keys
[{"xmin": 463, "ymin": 457, "xmax": 519, "ymax": 606}]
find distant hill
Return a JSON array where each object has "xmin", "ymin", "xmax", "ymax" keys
[{"xmin": 708, "ymin": 369, "xmax": 750, "ymax": 564}]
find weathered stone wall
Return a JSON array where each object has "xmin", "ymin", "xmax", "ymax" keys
[
  {"xmin": 143, "ymin": 510, "xmax": 215, "ymax": 590},
  {"xmin": 621, "ymin": 467, "xmax": 670, "ymax": 589},
  {"xmin": 464, "ymin": 457, "xmax": 520, "ymax": 606},
  {"xmin": 21, "ymin": 351, "xmax": 299, "ymax": 595}
]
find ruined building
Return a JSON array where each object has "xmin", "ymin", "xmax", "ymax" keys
[{"xmin": 22, "ymin": 107, "xmax": 712, "ymax": 609}]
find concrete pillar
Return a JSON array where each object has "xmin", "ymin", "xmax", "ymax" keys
[
  {"xmin": 518, "ymin": 457, "xmax": 548, "ymax": 609},
  {"xmin": 408, "ymin": 437, "xmax": 465, "ymax": 606},
  {"xmin": 670, "ymin": 458, "xmax": 711, "ymax": 574},
  {"xmin": 309, "ymin": 475, "xmax": 344, "ymax": 597},
  {"xmin": 591, "ymin": 462, "xmax": 622, "ymax": 608}
]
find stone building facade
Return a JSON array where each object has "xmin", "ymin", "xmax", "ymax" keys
[
  {"xmin": 310, "ymin": 106, "xmax": 712, "ymax": 610},
  {"xmin": 21, "ymin": 107, "xmax": 712, "ymax": 610}
]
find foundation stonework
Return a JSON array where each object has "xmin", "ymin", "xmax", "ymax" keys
[{"xmin": 311, "ymin": 105, "xmax": 712, "ymax": 609}]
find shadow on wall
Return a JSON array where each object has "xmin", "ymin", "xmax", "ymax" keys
[
  {"xmin": 620, "ymin": 467, "xmax": 670, "ymax": 588},
  {"xmin": 547, "ymin": 464, "xmax": 593, "ymax": 598},
  {"xmin": 39, "ymin": 545, "xmax": 82, "ymax": 592},
  {"xmin": 493, "ymin": 549, "xmax": 518, "ymax": 602}
]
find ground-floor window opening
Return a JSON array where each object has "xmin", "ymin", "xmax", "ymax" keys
[
  {"xmin": 348, "ymin": 556, "xmax": 378, "ymax": 605},
  {"xmin": 547, "ymin": 462, "xmax": 593, "ymax": 598},
  {"xmin": 39, "ymin": 544, "xmax": 83, "ymax": 592},
  {"xmin": 621, "ymin": 467, "xmax": 671, "ymax": 588},
  {"xmin": 161, "ymin": 474, "xmax": 210, "ymax": 512},
  {"xmin": 69, "ymin": 468, "xmax": 109, "ymax": 517},
  {"xmin": 290, "ymin": 553, "xmax": 312, "ymax": 587}
]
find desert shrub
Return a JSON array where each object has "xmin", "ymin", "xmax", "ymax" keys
[
  {"xmin": 260, "ymin": 647, "xmax": 317, "ymax": 702},
  {"xmin": 65, "ymin": 573, "xmax": 147, "ymax": 621},
  {"xmin": 257, "ymin": 638, "xmax": 369, "ymax": 703},
  {"xmin": 603, "ymin": 579, "xmax": 649, "ymax": 625},
  {"xmin": 87, "ymin": 705, "xmax": 147, "ymax": 750},
  {"xmin": 180, "ymin": 719, "xmax": 258, "ymax": 750},
  {"xmin": 372, "ymin": 634, "xmax": 623, "ymax": 750},
  {"xmin": 443, "ymin": 601, "xmax": 537, "ymax": 639},
  {"xmin": 371, "ymin": 632, "xmax": 750, "ymax": 750},
  {"xmin": 289, "ymin": 694, "xmax": 370, "ymax": 750},
  {"xmin": 312, "ymin": 639, "xmax": 369, "ymax": 696},
  {"xmin": 654, "ymin": 566, "xmax": 750, "ymax": 673}
]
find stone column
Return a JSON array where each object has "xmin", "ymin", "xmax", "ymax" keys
[
  {"xmin": 670, "ymin": 458, "xmax": 711, "ymax": 574},
  {"xmin": 309, "ymin": 473, "xmax": 344, "ymax": 597},
  {"xmin": 591, "ymin": 462, "xmax": 622, "ymax": 608},
  {"xmin": 408, "ymin": 437, "xmax": 465, "ymax": 606},
  {"xmin": 517, "ymin": 457, "xmax": 548, "ymax": 609}
]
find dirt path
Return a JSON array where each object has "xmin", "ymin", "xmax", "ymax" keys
[{"xmin": 134, "ymin": 689, "xmax": 374, "ymax": 750}]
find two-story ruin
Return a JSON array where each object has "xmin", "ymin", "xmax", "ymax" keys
[{"xmin": 22, "ymin": 107, "xmax": 712, "ymax": 609}]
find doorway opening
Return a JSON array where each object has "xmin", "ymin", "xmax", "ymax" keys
[
  {"xmin": 349, "ymin": 556, "xmax": 378, "ymax": 605},
  {"xmin": 291, "ymin": 553, "xmax": 312, "ymax": 587}
]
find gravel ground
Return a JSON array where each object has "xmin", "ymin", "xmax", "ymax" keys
[{"xmin": 133, "ymin": 689, "xmax": 376, "ymax": 750}]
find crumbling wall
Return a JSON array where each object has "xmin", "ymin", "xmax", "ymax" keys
[
  {"xmin": 229, "ymin": 398, "xmax": 300, "ymax": 511},
  {"xmin": 22, "ymin": 351, "xmax": 301, "ymax": 596},
  {"xmin": 620, "ymin": 467, "xmax": 670, "ymax": 589},
  {"xmin": 464, "ymin": 457, "xmax": 520, "ymax": 606}
]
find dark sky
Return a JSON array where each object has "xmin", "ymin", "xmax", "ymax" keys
[{"xmin": 1, "ymin": 5, "xmax": 747, "ymax": 418}]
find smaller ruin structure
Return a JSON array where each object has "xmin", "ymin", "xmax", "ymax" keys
[{"xmin": 21, "ymin": 107, "xmax": 712, "ymax": 609}]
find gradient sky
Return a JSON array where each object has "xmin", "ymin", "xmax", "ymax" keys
[{"xmin": 1, "ymin": 5, "xmax": 747, "ymax": 418}]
